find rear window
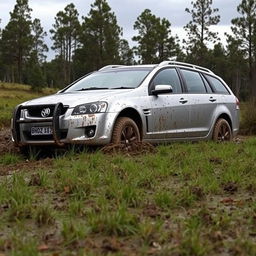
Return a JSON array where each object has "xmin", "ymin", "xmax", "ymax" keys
[{"xmin": 205, "ymin": 75, "xmax": 229, "ymax": 94}]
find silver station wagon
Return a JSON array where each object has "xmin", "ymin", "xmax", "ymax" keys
[{"xmin": 11, "ymin": 61, "xmax": 240, "ymax": 148}]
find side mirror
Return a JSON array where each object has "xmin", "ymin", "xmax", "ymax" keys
[{"xmin": 152, "ymin": 84, "xmax": 173, "ymax": 95}]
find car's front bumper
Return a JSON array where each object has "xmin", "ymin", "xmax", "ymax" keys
[{"xmin": 12, "ymin": 106, "xmax": 117, "ymax": 146}]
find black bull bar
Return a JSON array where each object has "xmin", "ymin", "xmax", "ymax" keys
[{"xmin": 12, "ymin": 102, "xmax": 65, "ymax": 147}]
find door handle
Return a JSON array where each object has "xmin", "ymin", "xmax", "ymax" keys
[
  {"xmin": 179, "ymin": 98, "xmax": 188, "ymax": 104},
  {"xmin": 209, "ymin": 97, "xmax": 216, "ymax": 102}
]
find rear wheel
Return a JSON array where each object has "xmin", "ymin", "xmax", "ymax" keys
[
  {"xmin": 212, "ymin": 118, "xmax": 232, "ymax": 142},
  {"xmin": 111, "ymin": 117, "xmax": 141, "ymax": 145}
]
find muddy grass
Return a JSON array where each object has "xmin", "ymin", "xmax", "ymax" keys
[
  {"xmin": 0, "ymin": 128, "xmax": 250, "ymax": 179},
  {"xmin": 0, "ymin": 128, "xmax": 54, "ymax": 176},
  {"xmin": 0, "ymin": 127, "xmax": 249, "ymax": 157},
  {"xmin": 101, "ymin": 142, "xmax": 157, "ymax": 155},
  {"xmin": 0, "ymin": 129, "xmax": 256, "ymax": 255},
  {"xmin": 0, "ymin": 128, "xmax": 17, "ymax": 155}
]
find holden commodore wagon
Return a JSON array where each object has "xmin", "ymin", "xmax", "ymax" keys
[{"xmin": 11, "ymin": 61, "xmax": 239, "ymax": 148}]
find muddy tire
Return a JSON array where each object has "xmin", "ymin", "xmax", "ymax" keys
[
  {"xmin": 111, "ymin": 117, "xmax": 141, "ymax": 145},
  {"xmin": 212, "ymin": 118, "xmax": 232, "ymax": 142}
]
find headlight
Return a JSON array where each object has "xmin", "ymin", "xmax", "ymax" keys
[{"xmin": 72, "ymin": 102, "xmax": 108, "ymax": 115}]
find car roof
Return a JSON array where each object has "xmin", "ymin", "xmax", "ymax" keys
[
  {"xmin": 98, "ymin": 64, "xmax": 156, "ymax": 72},
  {"xmin": 99, "ymin": 61, "xmax": 214, "ymax": 75}
]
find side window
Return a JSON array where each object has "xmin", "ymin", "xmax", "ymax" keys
[
  {"xmin": 205, "ymin": 75, "xmax": 229, "ymax": 94},
  {"xmin": 151, "ymin": 68, "xmax": 182, "ymax": 93},
  {"xmin": 201, "ymin": 74, "xmax": 213, "ymax": 93},
  {"xmin": 181, "ymin": 69, "xmax": 207, "ymax": 93}
]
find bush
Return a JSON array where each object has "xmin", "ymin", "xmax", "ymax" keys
[{"xmin": 240, "ymin": 100, "xmax": 256, "ymax": 135}]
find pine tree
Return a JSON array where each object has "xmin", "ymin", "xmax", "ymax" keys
[
  {"xmin": 32, "ymin": 18, "xmax": 48, "ymax": 63},
  {"xmin": 208, "ymin": 43, "xmax": 227, "ymax": 75},
  {"xmin": 50, "ymin": 3, "xmax": 80, "ymax": 85},
  {"xmin": 77, "ymin": 0, "xmax": 122, "ymax": 72},
  {"xmin": 184, "ymin": 0, "xmax": 220, "ymax": 65},
  {"xmin": 229, "ymin": 0, "xmax": 256, "ymax": 97},
  {"xmin": 119, "ymin": 39, "xmax": 134, "ymax": 65},
  {"xmin": 226, "ymin": 36, "xmax": 247, "ymax": 99},
  {"xmin": 1, "ymin": 0, "xmax": 33, "ymax": 83},
  {"xmin": 0, "ymin": 19, "xmax": 3, "ymax": 80},
  {"xmin": 133, "ymin": 9, "xmax": 179, "ymax": 64},
  {"xmin": 26, "ymin": 19, "xmax": 48, "ymax": 89}
]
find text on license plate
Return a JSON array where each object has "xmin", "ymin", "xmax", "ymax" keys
[{"xmin": 31, "ymin": 126, "xmax": 53, "ymax": 136}]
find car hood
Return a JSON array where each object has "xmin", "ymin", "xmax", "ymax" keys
[{"xmin": 22, "ymin": 89, "xmax": 134, "ymax": 108}]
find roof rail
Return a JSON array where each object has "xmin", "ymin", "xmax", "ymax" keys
[
  {"xmin": 158, "ymin": 61, "xmax": 214, "ymax": 74},
  {"xmin": 98, "ymin": 65, "xmax": 127, "ymax": 71}
]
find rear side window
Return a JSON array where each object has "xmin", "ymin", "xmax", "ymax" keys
[
  {"xmin": 180, "ymin": 69, "xmax": 207, "ymax": 93},
  {"xmin": 205, "ymin": 75, "xmax": 229, "ymax": 94},
  {"xmin": 201, "ymin": 74, "xmax": 213, "ymax": 93},
  {"xmin": 151, "ymin": 68, "xmax": 182, "ymax": 93}
]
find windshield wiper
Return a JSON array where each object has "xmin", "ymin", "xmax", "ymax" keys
[
  {"xmin": 76, "ymin": 87, "xmax": 109, "ymax": 91},
  {"xmin": 112, "ymin": 86, "xmax": 135, "ymax": 89}
]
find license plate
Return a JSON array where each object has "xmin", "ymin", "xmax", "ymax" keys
[{"xmin": 31, "ymin": 126, "xmax": 53, "ymax": 136}]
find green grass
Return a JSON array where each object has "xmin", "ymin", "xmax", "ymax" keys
[
  {"xmin": 0, "ymin": 139, "xmax": 256, "ymax": 255},
  {"xmin": 0, "ymin": 153, "xmax": 23, "ymax": 165},
  {"xmin": 0, "ymin": 82, "xmax": 56, "ymax": 127}
]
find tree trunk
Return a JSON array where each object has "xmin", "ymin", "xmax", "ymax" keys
[
  {"xmin": 252, "ymin": 65, "xmax": 256, "ymax": 98},
  {"xmin": 68, "ymin": 36, "xmax": 72, "ymax": 84},
  {"xmin": 11, "ymin": 65, "xmax": 15, "ymax": 83},
  {"xmin": 18, "ymin": 47, "xmax": 23, "ymax": 83},
  {"xmin": 235, "ymin": 69, "xmax": 241, "ymax": 98}
]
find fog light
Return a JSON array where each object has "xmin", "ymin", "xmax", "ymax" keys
[
  {"xmin": 88, "ymin": 129, "xmax": 95, "ymax": 137},
  {"xmin": 85, "ymin": 126, "xmax": 96, "ymax": 138}
]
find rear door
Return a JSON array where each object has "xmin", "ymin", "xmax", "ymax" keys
[{"xmin": 179, "ymin": 69, "xmax": 218, "ymax": 137}]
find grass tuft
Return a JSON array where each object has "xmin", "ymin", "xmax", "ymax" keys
[
  {"xmin": 88, "ymin": 206, "xmax": 139, "ymax": 236},
  {"xmin": 34, "ymin": 205, "xmax": 55, "ymax": 227}
]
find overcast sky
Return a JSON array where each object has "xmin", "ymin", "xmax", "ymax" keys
[{"xmin": 0, "ymin": 0, "xmax": 241, "ymax": 60}]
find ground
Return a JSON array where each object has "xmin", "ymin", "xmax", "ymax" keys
[
  {"xmin": 1, "ymin": 83, "xmax": 256, "ymax": 255},
  {"xmin": 0, "ymin": 127, "xmax": 256, "ymax": 256}
]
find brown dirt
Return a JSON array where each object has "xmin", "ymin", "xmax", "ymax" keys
[
  {"xmin": 0, "ymin": 128, "xmax": 18, "ymax": 155},
  {"xmin": 222, "ymin": 181, "xmax": 238, "ymax": 194},
  {"xmin": 0, "ymin": 128, "xmax": 53, "ymax": 176},
  {"xmin": 101, "ymin": 142, "xmax": 157, "ymax": 155},
  {"xmin": 0, "ymin": 158, "xmax": 53, "ymax": 176}
]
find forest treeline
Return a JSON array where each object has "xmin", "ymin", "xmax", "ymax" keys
[{"xmin": 0, "ymin": 0, "xmax": 255, "ymax": 100}]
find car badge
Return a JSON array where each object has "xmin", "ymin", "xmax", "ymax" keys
[{"xmin": 41, "ymin": 108, "xmax": 51, "ymax": 118}]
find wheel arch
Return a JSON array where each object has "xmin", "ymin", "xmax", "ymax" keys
[
  {"xmin": 114, "ymin": 108, "xmax": 143, "ymax": 139},
  {"xmin": 216, "ymin": 113, "xmax": 233, "ymax": 130}
]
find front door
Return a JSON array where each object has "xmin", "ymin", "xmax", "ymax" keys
[{"xmin": 146, "ymin": 68, "xmax": 190, "ymax": 140}]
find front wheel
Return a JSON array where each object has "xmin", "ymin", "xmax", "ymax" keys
[
  {"xmin": 111, "ymin": 117, "xmax": 141, "ymax": 145},
  {"xmin": 212, "ymin": 118, "xmax": 232, "ymax": 142}
]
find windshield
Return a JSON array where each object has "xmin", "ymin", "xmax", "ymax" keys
[{"xmin": 64, "ymin": 69, "xmax": 151, "ymax": 92}]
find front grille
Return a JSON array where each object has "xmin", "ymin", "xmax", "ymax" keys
[{"xmin": 26, "ymin": 105, "xmax": 68, "ymax": 118}]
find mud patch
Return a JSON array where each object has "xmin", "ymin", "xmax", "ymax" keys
[
  {"xmin": 0, "ymin": 128, "xmax": 18, "ymax": 155},
  {"xmin": 101, "ymin": 142, "xmax": 157, "ymax": 155},
  {"xmin": 0, "ymin": 158, "xmax": 53, "ymax": 176},
  {"xmin": 222, "ymin": 181, "xmax": 238, "ymax": 194}
]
